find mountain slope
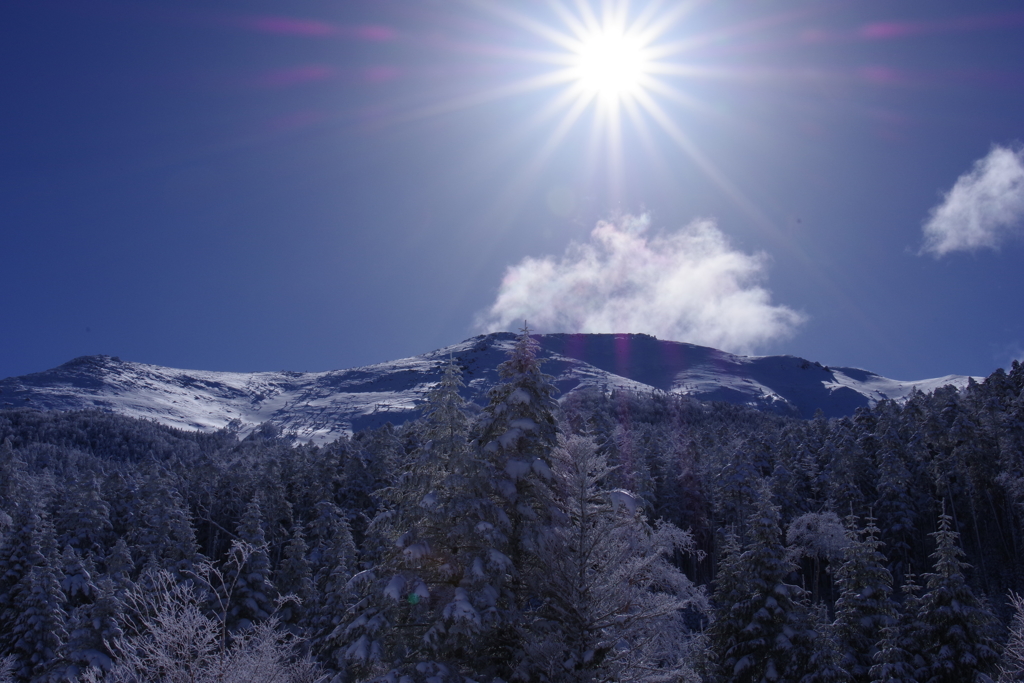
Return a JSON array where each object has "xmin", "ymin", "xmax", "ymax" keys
[{"xmin": 0, "ymin": 333, "xmax": 974, "ymax": 443}]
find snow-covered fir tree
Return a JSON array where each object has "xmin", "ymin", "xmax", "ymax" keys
[
  {"xmin": 709, "ymin": 486, "xmax": 812, "ymax": 683},
  {"xmin": 0, "ymin": 509, "xmax": 68, "ymax": 682},
  {"xmin": 803, "ymin": 603, "xmax": 852, "ymax": 683},
  {"xmin": 872, "ymin": 437, "xmax": 917, "ymax": 588},
  {"xmin": 275, "ymin": 524, "xmax": 313, "ymax": 629},
  {"xmin": 3, "ymin": 515, "xmax": 68, "ymax": 683},
  {"xmin": 343, "ymin": 356, "xmax": 516, "ymax": 682},
  {"xmin": 915, "ymin": 509, "xmax": 1000, "ymax": 683},
  {"xmin": 867, "ymin": 572, "xmax": 926, "ymax": 683},
  {"xmin": 11, "ymin": 563, "xmax": 68, "ymax": 683},
  {"xmin": 832, "ymin": 517, "xmax": 896, "ymax": 683},
  {"xmin": 55, "ymin": 475, "xmax": 112, "ymax": 559},
  {"xmin": 305, "ymin": 500, "xmax": 357, "ymax": 669},
  {"xmin": 126, "ymin": 473, "xmax": 199, "ymax": 578},
  {"xmin": 59, "ymin": 546, "xmax": 94, "ymax": 610},
  {"xmin": 64, "ymin": 576, "xmax": 123, "ymax": 679},
  {"xmin": 222, "ymin": 498, "xmax": 279, "ymax": 632},
  {"xmin": 517, "ymin": 434, "xmax": 706, "ymax": 683}
]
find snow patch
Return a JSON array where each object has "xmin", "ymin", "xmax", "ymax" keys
[
  {"xmin": 384, "ymin": 575, "xmax": 406, "ymax": 601},
  {"xmin": 610, "ymin": 489, "xmax": 638, "ymax": 515}
]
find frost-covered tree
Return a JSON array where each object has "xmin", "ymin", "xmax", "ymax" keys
[
  {"xmin": 126, "ymin": 473, "xmax": 199, "ymax": 577},
  {"xmin": 306, "ymin": 501, "xmax": 357, "ymax": 671},
  {"xmin": 1000, "ymin": 591, "xmax": 1024, "ymax": 683},
  {"xmin": 710, "ymin": 488, "xmax": 811, "ymax": 683},
  {"xmin": 832, "ymin": 517, "xmax": 896, "ymax": 683},
  {"xmin": 11, "ymin": 562, "xmax": 69, "ymax": 682},
  {"xmin": 105, "ymin": 537, "xmax": 135, "ymax": 588},
  {"xmin": 821, "ymin": 419, "xmax": 873, "ymax": 519},
  {"xmin": 0, "ymin": 439, "xmax": 28, "ymax": 520},
  {"xmin": 707, "ymin": 529, "xmax": 745, "ymax": 680},
  {"xmin": 343, "ymin": 332, "xmax": 564, "ymax": 682},
  {"xmin": 771, "ymin": 429, "xmax": 820, "ymax": 521},
  {"xmin": 1, "ymin": 510, "xmax": 42, "ymax": 650},
  {"xmin": 65, "ymin": 576, "xmax": 124, "ymax": 679},
  {"xmin": 714, "ymin": 454, "xmax": 762, "ymax": 535},
  {"xmin": 517, "ymin": 434, "xmax": 706, "ymax": 683},
  {"xmin": 55, "ymin": 474, "xmax": 112, "ymax": 558},
  {"xmin": 474, "ymin": 326, "xmax": 560, "ymax": 550},
  {"xmin": 916, "ymin": 509, "xmax": 999, "ymax": 683},
  {"xmin": 786, "ymin": 512, "xmax": 849, "ymax": 604},
  {"xmin": 343, "ymin": 357, "xmax": 513, "ymax": 682},
  {"xmin": 873, "ymin": 439, "xmax": 917, "ymax": 587},
  {"xmin": 223, "ymin": 498, "xmax": 279, "ymax": 631},
  {"xmin": 803, "ymin": 603, "xmax": 852, "ymax": 683},
  {"xmin": 869, "ymin": 624, "xmax": 919, "ymax": 683},
  {"xmin": 275, "ymin": 525, "xmax": 313, "ymax": 629},
  {"xmin": 0, "ymin": 509, "xmax": 68, "ymax": 682},
  {"xmin": 60, "ymin": 545, "xmax": 95, "ymax": 609},
  {"xmin": 92, "ymin": 565, "xmax": 321, "ymax": 683},
  {"xmin": 868, "ymin": 573, "xmax": 925, "ymax": 683}
]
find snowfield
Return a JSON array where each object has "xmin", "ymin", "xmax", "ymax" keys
[{"xmin": 0, "ymin": 332, "xmax": 976, "ymax": 443}]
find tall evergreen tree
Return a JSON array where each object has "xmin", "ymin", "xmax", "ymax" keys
[
  {"xmin": 869, "ymin": 573, "xmax": 925, "ymax": 683},
  {"xmin": 3, "ymin": 516, "xmax": 67, "ymax": 683},
  {"xmin": 343, "ymin": 357, "xmax": 511, "ymax": 682},
  {"xmin": 833, "ymin": 517, "xmax": 896, "ymax": 683},
  {"xmin": 710, "ymin": 488, "xmax": 811, "ymax": 683},
  {"xmin": 0, "ymin": 508, "xmax": 49, "ymax": 660},
  {"xmin": 517, "ymin": 434, "xmax": 706, "ymax": 683},
  {"xmin": 873, "ymin": 437, "xmax": 917, "ymax": 586},
  {"xmin": 64, "ymin": 577, "xmax": 123, "ymax": 679},
  {"xmin": 59, "ymin": 546, "xmax": 95, "ymax": 610},
  {"xmin": 708, "ymin": 530, "xmax": 746, "ymax": 683},
  {"xmin": 10, "ymin": 563, "xmax": 68, "ymax": 683},
  {"xmin": 803, "ymin": 604, "xmax": 853, "ymax": 683},
  {"xmin": 916, "ymin": 510, "xmax": 999, "ymax": 683},
  {"xmin": 55, "ymin": 475, "xmax": 112, "ymax": 558},
  {"xmin": 275, "ymin": 524, "xmax": 313, "ymax": 629},
  {"xmin": 307, "ymin": 501, "xmax": 358, "ymax": 672},
  {"xmin": 126, "ymin": 472, "xmax": 199, "ymax": 577},
  {"xmin": 221, "ymin": 498, "xmax": 279, "ymax": 632}
]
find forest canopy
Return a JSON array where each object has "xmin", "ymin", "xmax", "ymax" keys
[{"xmin": 2, "ymin": 331, "xmax": 1024, "ymax": 683}]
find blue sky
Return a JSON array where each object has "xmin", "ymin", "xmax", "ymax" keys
[{"xmin": 2, "ymin": 0, "xmax": 1023, "ymax": 383}]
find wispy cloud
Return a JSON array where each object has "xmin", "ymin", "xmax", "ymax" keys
[
  {"xmin": 476, "ymin": 215, "xmax": 805, "ymax": 354},
  {"xmin": 921, "ymin": 145, "xmax": 1024, "ymax": 257}
]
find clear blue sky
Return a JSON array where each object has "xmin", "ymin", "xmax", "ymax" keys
[{"xmin": 3, "ymin": 0, "xmax": 1023, "ymax": 382}]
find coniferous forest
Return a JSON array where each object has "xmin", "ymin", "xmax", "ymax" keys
[{"xmin": 3, "ymin": 330, "xmax": 1024, "ymax": 682}]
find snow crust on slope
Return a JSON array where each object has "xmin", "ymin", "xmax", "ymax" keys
[{"xmin": 0, "ymin": 334, "xmax": 978, "ymax": 443}]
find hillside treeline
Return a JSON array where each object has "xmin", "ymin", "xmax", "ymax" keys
[{"xmin": 2, "ymin": 331, "xmax": 1024, "ymax": 683}]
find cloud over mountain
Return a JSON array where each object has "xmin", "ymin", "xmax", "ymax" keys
[
  {"xmin": 922, "ymin": 145, "xmax": 1024, "ymax": 257},
  {"xmin": 476, "ymin": 214, "xmax": 805, "ymax": 354}
]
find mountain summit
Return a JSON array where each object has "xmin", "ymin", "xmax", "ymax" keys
[{"xmin": 0, "ymin": 333, "xmax": 972, "ymax": 443}]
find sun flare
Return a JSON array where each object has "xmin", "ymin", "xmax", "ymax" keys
[
  {"xmin": 573, "ymin": 28, "xmax": 648, "ymax": 100},
  {"xmin": 450, "ymin": 0, "xmax": 761, "ymax": 214}
]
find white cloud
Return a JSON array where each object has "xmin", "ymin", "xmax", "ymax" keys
[
  {"xmin": 475, "ymin": 214, "xmax": 805, "ymax": 354},
  {"xmin": 922, "ymin": 145, "xmax": 1024, "ymax": 257}
]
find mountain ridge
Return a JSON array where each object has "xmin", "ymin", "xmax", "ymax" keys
[{"xmin": 0, "ymin": 333, "xmax": 974, "ymax": 443}]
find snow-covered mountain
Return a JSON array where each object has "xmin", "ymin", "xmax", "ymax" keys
[{"xmin": 0, "ymin": 332, "xmax": 974, "ymax": 443}]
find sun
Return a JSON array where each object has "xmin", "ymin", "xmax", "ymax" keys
[
  {"xmin": 572, "ymin": 27, "xmax": 649, "ymax": 101},
  {"xmin": 439, "ymin": 1, "xmax": 764, "ymax": 215}
]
